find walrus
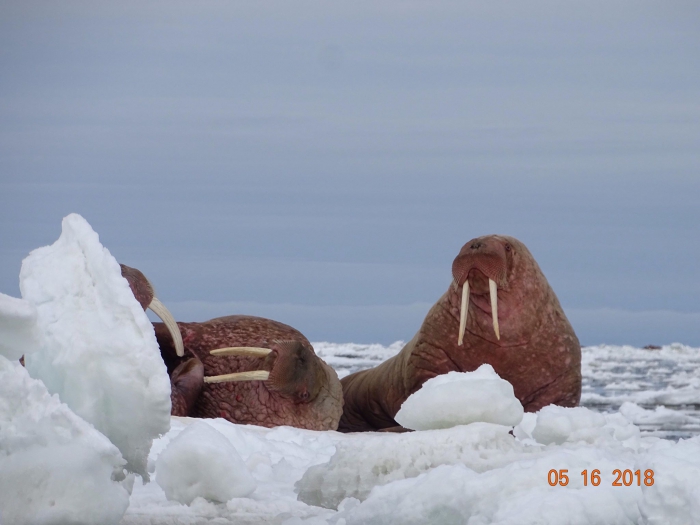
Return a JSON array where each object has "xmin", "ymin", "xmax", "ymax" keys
[
  {"xmin": 120, "ymin": 264, "xmax": 343, "ymax": 431},
  {"xmin": 338, "ymin": 235, "xmax": 581, "ymax": 432}
]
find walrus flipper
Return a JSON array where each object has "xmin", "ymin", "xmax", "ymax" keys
[{"xmin": 170, "ymin": 357, "xmax": 204, "ymax": 417}]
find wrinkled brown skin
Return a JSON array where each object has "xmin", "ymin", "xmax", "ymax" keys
[
  {"xmin": 338, "ymin": 235, "xmax": 582, "ymax": 432},
  {"xmin": 119, "ymin": 264, "xmax": 343, "ymax": 431},
  {"xmin": 154, "ymin": 317, "xmax": 343, "ymax": 431}
]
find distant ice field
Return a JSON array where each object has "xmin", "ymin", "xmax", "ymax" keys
[{"xmin": 314, "ymin": 342, "xmax": 700, "ymax": 441}]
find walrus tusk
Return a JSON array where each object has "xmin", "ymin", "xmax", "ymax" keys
[
  {"xmin": 458, "ymin": 280, "xmax": 469, "ymax": 346},
  {"xmin": 210, "ymin": 347, "xmax": 272, "ymax": 358},
  {"xmin": 204, "ymin": 370, "xmax": 270, "ymax": 384},
  {"xmin": 148, "ymin": 297, "xmax": 185, "ymax": 357},
  {"xmin": 489, "ymin": 278, "xmax": 500, "ymax": 340}
]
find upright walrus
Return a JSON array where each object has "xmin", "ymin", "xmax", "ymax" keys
[{"xmin": 339, "ymin": 234, "xmax": 581, "ymax": 432}]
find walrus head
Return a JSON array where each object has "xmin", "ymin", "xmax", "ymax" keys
[
  {"xmin": 450, "ymin": 235, "xmax": 549, "ymax": 346},
  {"xmin": 120, "ymin": 264, "xmax": 185, "ymax": 357},
  {"xmin": 262, "ymin": 340, "xmax": 328, "ymax": 404}
]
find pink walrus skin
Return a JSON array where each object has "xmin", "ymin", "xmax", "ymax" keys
[
  {"xmin": 120, "ymin": 264, "xmax": 343, "ymax": 431},
  {"xmin": 338, "ymin": 235, "xmax": 581, "ymax": 432}
]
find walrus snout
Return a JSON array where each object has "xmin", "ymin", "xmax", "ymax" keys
[
  {"xmin": 451, "ymin": 235, "xmax": 517, "ymax": 344},
  {"xmin": 451, "ymin": 236, "xmax": 511, "ymax": 289}
]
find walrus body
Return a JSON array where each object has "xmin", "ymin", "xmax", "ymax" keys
[
  {"xmin": 119, "ymin": 264, "xmax": 343, "ymax": 431},
  {"xmin": 339, "ymin": 235, "xmax": 581, "ymax": 432},
  {"xmin": 155, "ymin": 316, "xmax": 344, "ymax": 431}
]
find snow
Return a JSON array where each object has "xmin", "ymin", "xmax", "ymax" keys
[
  {"xmin": 296, "ymin": 422, "xmax": 538, "ymax": 509},
  {"xmin": 637, "ymin": 437, "xmax": 700, "ymax": 525},
  {"xmin": 19, "ymin": 214, "xmax": 171, "ymax": 478},
  {"xmin": 155, "ymin": 421, "xmax": 257, "ymax": 504},
  {"xmin": 0, "ymin": 292, "xmax": 40, "ymax": 361},
  {"xmin": 395, "ymin": 365, "xmax": 524, "ymax": 430},
  {"xmin": 0, "ymin": 355, "xmax": 130, "ymax": 525},
  {"xmin": 120, "ymin": 410, "xmax": 700, "ymax": 525}
]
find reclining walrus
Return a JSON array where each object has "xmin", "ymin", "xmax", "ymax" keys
[
  {"xmin": 120, "ymin": 264, "xmax": 343, "ymax": 431},
  {"xmin": 338, "ymin": 235, "xmax": 581, "ymax": 432}
]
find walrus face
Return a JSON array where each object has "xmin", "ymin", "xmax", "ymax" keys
[
  {"xmin": 262, "ymin": 340, "xmax": 326, "ymax": 404},
  {"xmin": 450, "ymin": 235, "xmax": 547, "ymax": 346}
]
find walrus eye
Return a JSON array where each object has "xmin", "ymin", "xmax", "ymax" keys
[
  {"xmin": 505, "ymin": 243, "xmax": 511, "ymax": 252},
  {"xmin": 471, "ymin": 242, "xmax": 482, "ymax": 250}
]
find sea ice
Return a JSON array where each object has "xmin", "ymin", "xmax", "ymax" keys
[
  {"xmin": 0, "ymin": 292, "xmax": 40, "ymax": 360},
  {"xmin": 296, "ymin": 422, "xmax": 540, "ymax": 509},
  {"xmin": 331, "ymin": 447, "xmax": 645, "ymax": 525},
  {"xmin": 637, "ymin": 436, "xmax": 700, "ymax": 525},
  {"xmin": 155, "ymin": 421, "xmax": 257, "ymax": 504},
  {"xmin": 394, "ymin": 364, "xmax": 524, "ymax": 430},
  {"xmin": 0, "ymin": 355, "xmax": 130, "ymax": 525},
  {"xmin": 19, "ymin": 213, "xmax": 171, "ymax": 479}
]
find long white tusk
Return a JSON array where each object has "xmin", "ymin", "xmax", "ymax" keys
[
  {"xmin": 458, "ymin": 280, "xmax": 469, "ymax": 346},
  {"xmin": 489, "ymin": 278, "xmax": 500, "ymax": 340},
  {"xmin": 210, "ymin": 347, "xmax": 272, "ymax": 358},
  {"xmin": 149, "ymin": 297, "xmax": 185, "ymax": 357},
  {"xmin": 204, "ymin": 370, "xmax": 270, "ymax": 384}
]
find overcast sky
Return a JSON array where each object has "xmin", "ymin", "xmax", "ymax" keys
[{"xmin": 1, "ymin": 0, "xmax": 699, "ymax": 346}]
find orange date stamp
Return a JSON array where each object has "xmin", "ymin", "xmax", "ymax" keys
[{"xmin": 548, "ymin": 469, "xmax": 655, "ymax": 487}]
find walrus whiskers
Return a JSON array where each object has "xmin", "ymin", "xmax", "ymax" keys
[
  {"xmin": 210, "ymin": 347, "xmax": 272, "ymax": 357},
  {"xmin": 204, "ymin": 370, "xmax": 270, "ymax": 384},
  {"xmin": 489, "ymin": 278, "xmax": 500, "ymax": 340},
  {"xmin": 458, "ymin": 280, "xmax": 469, "ymax": 346},
  {"xmin": 148, "ymin": 297, "xmax": 185, "ymax": 357}
]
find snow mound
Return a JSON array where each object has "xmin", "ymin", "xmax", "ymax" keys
[
  {"xmin": 532, "ymin": 405, "xmax": 640, "ymax": 446},
  {"xmin": 0, "ymin": 355, "xmax": 129, "ymax": 525},
  {"xmin": 296, "ymin": 422, "xmax": 540, "ymax": 509},
  {"xmin": 20, "ymin": 213, "xmax": 171, "ymax": 478},
  {"xmin": 155, "ymin": 421, "xmax": 257, "ymax": 504},
  {"xmin": 0, "ymin": 292, "xmax": 40, "ymax": 360},
  {"xmin": 395, "ymin": 365, "xmax": 524, "ymax": 430}
]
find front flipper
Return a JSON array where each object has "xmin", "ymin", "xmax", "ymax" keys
[{"xmin": 170, "ymin": 357, "xmax": 204, "ymax": 417}]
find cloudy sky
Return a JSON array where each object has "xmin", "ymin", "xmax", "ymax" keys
[{"xmin": 1, "ymin": 0, "xmax": 699, "ymax": 345}]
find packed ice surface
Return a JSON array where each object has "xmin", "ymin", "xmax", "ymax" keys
[
  {"xmin": 394, "ymin": 365, "xmax": 524, "ymax": 430},
  {"xmin": 156, "ymin": 421, "xmax": 257, "ymax": 504},
  {"xmin": 122, "ymin": 407, "xmax": 700, "ymax": 525},
  {"xmin": 0, "ymin": 292, "xmax": 40, "ymax": 360},
  {"xmin": 296, "ymin": 422, "xmax": 539, "ymax": 509},
  {"xmin": 0, "ymin": 355, "xmax": 130, "ymax": 525},
  {"xmin": 19, "ymin": 213, "xmax": 171, "ymax": 478},
  {"xmin": 637, "ymin": 436, "xmax": 700, "ymax": 524}
]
